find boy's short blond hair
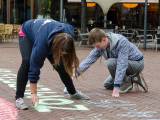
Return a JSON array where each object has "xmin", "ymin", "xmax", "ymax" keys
[{"xmin": 89, "ymin": 28, "xmax": 106, "ymax": 45}]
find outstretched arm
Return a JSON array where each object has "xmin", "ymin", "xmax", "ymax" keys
[{"xmin": 77, "ymin": 48, "xmax": 102, "ymax": 76}]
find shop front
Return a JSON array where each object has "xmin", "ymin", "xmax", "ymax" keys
[
  {"xmin": 0, "ymin": 0, "xmax": 33, "ymax": 24},
  {"xmin": 0, "ymin": 0, "xmax": 159, "ymax": 29}
]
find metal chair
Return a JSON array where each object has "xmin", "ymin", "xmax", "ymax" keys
[
  {"xmin": 3, "ymin": 24, "xmax": 13, "ymax": 42},
  {"xmin": 0, "ymin": 23, "xmax": 5, "ymax": 42},
  {"xmin": 78, "ymin": 33, "xmax": 89, "ymax": 47},
  {"xmin": 12, "ymin": 24, "xmax": 21, "ymax": 38},
  {"xmin": 155, "ymin": 34, "xmax": 160, "ymax": 51}
]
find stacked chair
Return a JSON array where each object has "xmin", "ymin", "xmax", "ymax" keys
[{"xmin": 0, "ymin": 23, "xmax": 20, "ymax": 42}]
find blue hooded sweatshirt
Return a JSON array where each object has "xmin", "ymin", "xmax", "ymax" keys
[{"xmin": 22, "ymin": 19, "xmax": 75, "ymax": 83}]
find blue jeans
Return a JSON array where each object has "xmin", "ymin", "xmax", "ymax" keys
[{"xmin": 16, "ymin": 36, "xmax": 76, "ymax": 99}]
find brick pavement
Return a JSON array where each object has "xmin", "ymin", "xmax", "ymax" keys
[{"xmin": 0, "ymin": 41, "xmax": 160, "ymax": 120}]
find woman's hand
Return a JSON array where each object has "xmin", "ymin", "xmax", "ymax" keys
[
  {"xmin": 30, "ymin": 83, "xmax": 38, "ymax": 105},
  {"xmin": 31, "ymin": 93, "xmax": 39, "ymax": 105},
  {"xmin": 112, "ymin": 87, "xmax": 120, "ymax": 97}
]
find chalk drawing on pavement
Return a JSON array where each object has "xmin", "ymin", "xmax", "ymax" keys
[
  {"xmin": 117, "ymin": 111, "xmax": 157, "ymax": 118},
  {"xmin": 0, "ymin": 68, "xmax": 160, "ymax": 120},
  {"xmin": 0, "ymin": 68, "xmax": 89, "ymax": 112},
  {"xmin": 61, "ymin": 113, "xmax": 107, "ymax": 120},
  {"xmin": 83, "ymin": 99, "xmax": 160, "ymax": 120}
]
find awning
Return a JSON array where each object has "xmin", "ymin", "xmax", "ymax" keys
[
  {"xmin": 68, "ymin": 0, "xmax": 121, "ymax": 14},
  {"xmin": 68, "ymin": 0, "xmax": 158, "ymax": 3},
  {"xmin": 120, "ymin": 0, "xmax": 158, "ymax": 3},
  {"xmin": 91, "ymin": 0, "xmax": 121, "ymax": 14},
  {"xmin": 68, "ymin": 0, "xmax": 92, "ymax": 2},
  {"xmin": 67, "ymin": 0, "xmax": 159, "ymax": 14}
]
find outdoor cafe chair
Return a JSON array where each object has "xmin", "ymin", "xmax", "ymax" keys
[
  {"xmin": 155, "ymin": 34, "xmax": 160, "ymax": 51},
  {"xmin": 136, "ymin": 30, "xmax": 156, "ymax": 49},
  {"xmin": 0, "ymin": 23, "xmax": 5, "ymax": 42},
  {"xmin": 3, "ymin": 24, "xmax": 13, "ymax": 42},
  {"xmin": 78, "ymin": 33, "xmax": 89, "ymax": 47}
]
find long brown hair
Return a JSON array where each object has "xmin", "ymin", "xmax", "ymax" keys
[{"xmin": 51, "ymin": 33, "xmax": 79, "ymax": 77}]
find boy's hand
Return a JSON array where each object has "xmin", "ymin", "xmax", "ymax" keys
[{"xmin": 112, "ymin": 87, "xmax": 120, "ymax": 97}]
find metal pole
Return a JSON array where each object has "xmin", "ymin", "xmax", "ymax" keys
[
  {"xmin": 37, "ymin": 0, "xmax": 40, "ymax": 15},
  {"xmin": 144, "ymin": 0, "xmax": 148, "ymax": 50},
  {"xmin": 63, "ymin": 9, "xmax": 66, "ymax": 22},
  {"xmin": 31, "ymin": 0, "xmax": 34, "ymax": 19},
  {"xmin": 60, "ymin": 0, "xmax": 63, "ymax": 22},
  {"xmin": 159, "ymin": 0, "xmax": 160, "ymax": 26},
  {"xmin": 104, "ymin": 15, "xmax": 107, "ymax": 28},
  {"xmin": 0, "ymin": 0, "xmax": 3, "ymax": 22},
  {"xmin": 81, "ymin": 0, "xmax": 87, "ymax": 33},
  {"xmin": 7, "ymin": 0, "xmax": 10, "ymax": 23},
  {"xmin": 13, "ymin": 0, "xmax": 16, "ymax": 23},
  {"xmin": 24, "ymin": 0, "xmax": 26, "ymax": 21}
]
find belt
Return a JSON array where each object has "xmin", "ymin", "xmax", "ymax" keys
[{"xmin": 136, "ymin": 56, "xmax": 143, "ymax": 61}]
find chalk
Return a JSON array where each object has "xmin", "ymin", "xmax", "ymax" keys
[{"xmin": 33, "ymin": 102, "xmax": 51, "ymax": 112}]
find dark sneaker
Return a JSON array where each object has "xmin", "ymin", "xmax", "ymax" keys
[
  {"xmin": 132, "ymin": 73, "xmax": 148, "ymax": 92},
  {"xmin": 70, "ymin": 91, "xmax": 90, "ymax": 100},
  {"xmin": 104, "ymin": 75, "xmax": 114, "ymax": 90},
  {"xmin": 120, "ymin": 78, "xmax": 133, "ymax": 93},
  {"xmin": 16, "ymin": 98, "xmax": 28, "ymax": 110}
]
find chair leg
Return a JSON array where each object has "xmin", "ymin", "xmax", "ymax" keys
[{"xmin": 156, "ymin": 43, "xmax": 157, "ymax": 52}]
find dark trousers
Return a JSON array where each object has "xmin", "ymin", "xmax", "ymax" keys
[
  {"xmin": 16, "ymin": 36, "xmax": 76, "ymax": 99},
  {"xmin": 105, "ymin": 58, "xmax": 144, "ymax": 85}
]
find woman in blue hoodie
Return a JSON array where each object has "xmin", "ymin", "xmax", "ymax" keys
[{"xmin": 15, "ymin": 19, "xmax": 89, "ymax": 110}]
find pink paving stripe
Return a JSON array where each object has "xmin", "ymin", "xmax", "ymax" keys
[{"xmin": 0, "ymin": 98, "xmax": 18, "ymax": 120}]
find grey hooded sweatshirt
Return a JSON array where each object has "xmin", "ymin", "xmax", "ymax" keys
[{"xmin": 78, "ymin": 32, "xmax": 143, "ymax": 86}]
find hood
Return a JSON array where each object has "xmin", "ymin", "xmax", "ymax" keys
[
  {"xmin": 47, "ymin": 23, "xmax": 75, "ymax": 46},
  {"xmin": 106, "ymin": 32, "xmax": 119, "ymax": 50},
  {"xmin": 47, "ymin": 25, "xmax": 64, "ymax": 46},
  {"xmin": 63, "ymin": 23, "xmax": 75, "ymax": 38}
]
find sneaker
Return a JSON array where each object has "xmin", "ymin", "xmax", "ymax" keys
[
  {"xmin": 63, "ymin": 87, "xmax": 69, "ymax": 95},
  {"xmin": 120, "ymin": 77, "xmax": 133, "ymax": 93},
  {"xmin": 16, "ymin": 98, "xmax": 28, "ymax": 110},
  {"xmin": 70, "ymin": 91, "xmax": 90, "ymax": 100},
  {"xmin": 104, "ymin": 75, "xmax": 114, "ymax": 90},
  {"xmin": 132, "ymin": 74, "xmax": 148, "ymax": 92}
]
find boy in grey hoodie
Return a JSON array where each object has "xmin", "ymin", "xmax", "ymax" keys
[{"xmin": 77, "ymin": 28, "xmax": 144, "ymax": 97}]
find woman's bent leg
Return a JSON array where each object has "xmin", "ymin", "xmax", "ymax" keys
[{"xmin": 53, "ymin": 63, "xmax": 76, "ymax": 95}]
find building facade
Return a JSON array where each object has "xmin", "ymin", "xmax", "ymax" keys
[
  {"xmin": 0, "ymin": 0, "xmax": 49, "ymax": 24},
  {"xmin": 0, "ymin": 0, "xmax": 159, "ymax": 29}
]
